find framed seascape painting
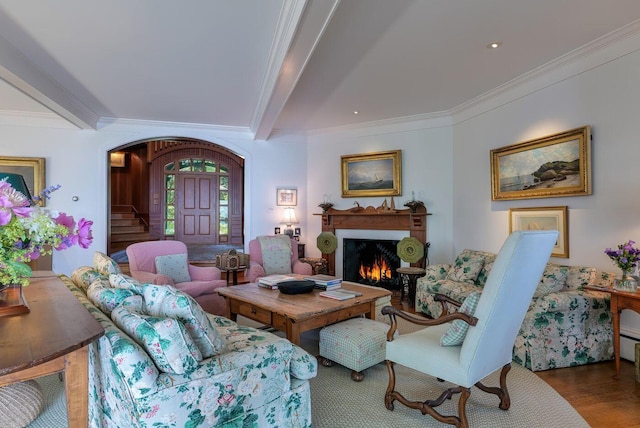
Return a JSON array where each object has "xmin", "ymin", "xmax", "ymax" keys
[
  {"xmin": 341, "ymin": 150, "xmax": 402, "ymax": 197},
  {"xmin": 509, "ymin": 206, "xmax": 568, "ymax": 257},
  {"xmin": 0, "ymin": 156, "xmax": 46, "ymax": 205},
  {"xmin": 490, "ymin": 126, "xmax": 591, "ymax": 201}
]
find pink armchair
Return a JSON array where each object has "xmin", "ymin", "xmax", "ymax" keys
[
  {"xmin": 247, "ymin": 236, "xmax": 312, "ymax": 283},
  {"xmin": 125, "ymin": 240, "xmax": 227, "ymax": 315}
]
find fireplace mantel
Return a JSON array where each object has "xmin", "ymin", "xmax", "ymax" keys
[{"xmin": 316, "ymin": 204, "xmax": 429, "ymax": 275}]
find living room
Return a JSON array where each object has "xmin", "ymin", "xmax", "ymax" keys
[{"xmin": 1, "ymin": 2, "xmax": 640, "ymax": 426}]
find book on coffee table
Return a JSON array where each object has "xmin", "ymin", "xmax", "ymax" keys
[
  {"xmin": 319, "ymin": 289, "xmax": 363, "ymax": 300},
  {"xmin": 258, "ymin": 275, "xmax": 297, "ymax": 289},
  {"xmin": 304, "ymin": 274, "xmax": 342, "ymax": 286}
]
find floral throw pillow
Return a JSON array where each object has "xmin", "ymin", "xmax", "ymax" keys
[
  {"xmin": 440, "ymin": 291, "xmax": 481, "ymax": 346},
  {"xmin": 93, "ymin": 252, "xmax": 122, "ymax": 276},
  {"xmin": 155, "ymin": 253, "xmax": 191, "ymax": 283},
  {"xmin": 143, "ymin": 285, "xmax": 226, "ymax": 357},
  {"xmin": 111, "ymin": 306, "xmax": 203, "ymax": 375},
  {"xmin": 534, "ymin": 264, "xmax": 568, "ymax": 298},
  {"xmin": 446, "ymin": 250, "xmax": 485, "ymax": 284}
]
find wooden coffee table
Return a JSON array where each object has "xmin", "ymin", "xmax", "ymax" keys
[{"xmin": 217, "ymin": 281, "xmax": 391, "ymax": 345}]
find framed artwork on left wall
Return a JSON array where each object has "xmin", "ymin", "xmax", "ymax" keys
[
  {"xmin": 276, "ymin": 188, "xmax": 297, "ymax": 206},
  {"xmin": 0, "ymin": 156, "xmax": 46, "ymax": 205}
]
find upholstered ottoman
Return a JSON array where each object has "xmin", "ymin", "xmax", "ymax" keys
[{"xmin": 319, "ymin": 317, "xmax": 391, "ymax": 381}]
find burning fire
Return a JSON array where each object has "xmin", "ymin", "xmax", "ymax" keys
[{"xmin": 358, "ymin": 255, "xmax": 392, "ymax": 283}]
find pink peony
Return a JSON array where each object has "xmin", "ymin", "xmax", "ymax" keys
[{"xmin": 76, "ymin": 218, "xmax": 93, "ymax": 249}]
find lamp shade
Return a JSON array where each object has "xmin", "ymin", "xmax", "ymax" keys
[
  {"xmin": 0, "ymin": 173, "xmax": 32, "ymax": 204},
  {"xmin": 281, "ymin": 207, "xmax": 298, "ymax": 225}
]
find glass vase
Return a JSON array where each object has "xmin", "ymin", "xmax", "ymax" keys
[{"xmin": 614, "ymin": 270, "xmax": 638, "ymax": 292}]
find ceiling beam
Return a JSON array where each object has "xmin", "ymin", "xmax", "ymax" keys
[
  {"xmin": 251, "ymin": 0, "xmax": 340, "ymax": 140},
  {"xmin": 0, "ymin": 34, "xmax": 99, "ymax": 129}
]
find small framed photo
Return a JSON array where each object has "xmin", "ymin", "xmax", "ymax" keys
[
  {"xmin": 509, "ymin": 206, "xmax": 568, "ymax": 258},
  {"xmin": 276, "ymin": 188, "xmax": 297, "ymax": 206},
  {"xmin": 274, "ymin": 227, "xmax": 281, "ymax": 235},
  {"xmin": 294, "ymin": 227, "xmax": 301, "ymax": 236},
  {"xmin": 293, "ymin": 235, "xmax": 300, "ymax": 241}
]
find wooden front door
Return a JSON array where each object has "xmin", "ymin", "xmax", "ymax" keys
[{"xmin": 176, "ymin": 173, "xmax": 216, "ymax": 244}]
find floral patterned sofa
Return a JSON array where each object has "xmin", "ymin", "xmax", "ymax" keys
[
  {"xmin": 415, "ymin": 249, "xmax": 616, "ymax": 371},
  {"xmin": 62, "ymin": 252, "xmax": 317, "ymax": 427}
]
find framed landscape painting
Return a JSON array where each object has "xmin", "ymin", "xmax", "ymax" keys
[
  {"xmin": 490, "ymin": 126, "xmax": 591, "ymax": 201},
  {"xmin": 341, "ymin": 150, "xmax": 402, "ymax": 197},
  {"xmin": 509, "ymin": 206, "xmax": 568, "ymax": 257},
  {"xmin": 0, "ymin": 156, "xmax": 45, "ymax": 205}
]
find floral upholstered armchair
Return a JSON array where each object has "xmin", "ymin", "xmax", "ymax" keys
[{"xmin": 415, "ymin": 248, "xmax": 616, "ymax": 371}]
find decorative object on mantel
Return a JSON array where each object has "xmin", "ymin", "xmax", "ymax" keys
[
  {"xmin": 317, "ymin": 232, "xmax": 338, "ymax": 254},
  {"xmin": 0, "ymin": 175, "xmax": 94, "ymax": 316},
  {"xmin": 403, "ymin": 199, "xmax": 424, "ymax": 213},
  {"xmin": 351, "ymin": 201, "xmax": 363, "ymax": 212},
  {"xmin": 605, "ymin": 240, "xmax": 640, "ymax": 292},
  {"xmin": 318, "ymin": 202, "xmax": 334, "ymax": 213}
]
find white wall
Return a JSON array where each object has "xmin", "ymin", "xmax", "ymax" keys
[
  {"xmin": 452, "ymin": 38, "xmax": 640, "ymax": 357},
  {"xmin": 0, "ymin": 121, "xmax": 307, "ymax": 276},
  {"xmin": 305, "ymin": 121, "xmax": 454, "ymax": 265}
]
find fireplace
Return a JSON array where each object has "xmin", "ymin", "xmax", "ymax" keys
[{"xmin": 343, "ymin": 238, "xmax": 401, "ymax": 290}]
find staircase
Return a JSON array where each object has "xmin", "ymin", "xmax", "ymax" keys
[{"xmin": 110, "ymin": 205, "xmax": 154, "ymax": 253}]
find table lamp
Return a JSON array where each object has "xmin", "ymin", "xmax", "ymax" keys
[{"xmin": 281, "ymin": 207, "xmax": 298, "ymax": 237}]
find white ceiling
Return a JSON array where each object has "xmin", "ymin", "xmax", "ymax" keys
[{"xmin": 1, "ymin": 0, "xmax": 640, "ymax": 139}]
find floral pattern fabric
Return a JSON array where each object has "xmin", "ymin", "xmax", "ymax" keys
[
  {"xmin": 258, "ymin": 235, "xmax": 293, "ymax": 275},
  {"xmin": 445, "ymin": 249, "xmax": 485, "ymax": 284},
  {"xmin": 415, "ymin": 249, "xmax": 615, "ymax": 371},
  {"xmin": 62, "ymin": 269, "xmax": 316, "ymax": 428}
]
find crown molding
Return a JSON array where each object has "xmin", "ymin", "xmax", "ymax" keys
[
  {"xmin": 451, "ymin": 19, "xmax": 640, "ymax": 124},
  {"xmin": 0, "ymin": 110, "xmax": 77, "ymax": 128},
  {"xmin": 97, "ymin": 117, "xmax": 254, "ymax": 138}
]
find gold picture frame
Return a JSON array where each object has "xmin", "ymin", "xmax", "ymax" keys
[
  {"xmin": 0, "ymin": 156, "xmax": 46, "ymax": 205},
  {"xmin": 491, "ymin": 126, "xmax": 591, "ymax": 200},
  {"xmin": 341, "ymin": 150, "xmax": 402, "ymax": 197},
  {"xmin": 509, "ymin": 206, "xmax": 568, "ymax": 258}
]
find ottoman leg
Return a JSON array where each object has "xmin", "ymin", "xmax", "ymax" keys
[
  {"xmin": 351, "ymin": 370, "xmax": 365, "ymax": 382},
  {"xmin": 321, "ymin": 357, "xmax": 333, "ymax": 367}
]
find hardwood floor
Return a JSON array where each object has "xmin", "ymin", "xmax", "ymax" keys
[{"xmin": 390, "ymin": 292, "xmax": 640, "ymax": 428}]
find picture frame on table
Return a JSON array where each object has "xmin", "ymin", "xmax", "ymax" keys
[
  {"xmin": 0, "ymin": 156, "xmax": 46, "ymax": 205},
  {"xmin": 274, "ymin": 227, "xmax": 281, "ymax": 235},
  {"xmin": 276, "ymin": 188, "xmax": 297, "ymax": 206},
  {"xmin": 509, "ymin": 206, "xmax": 568, "ymax": 258},
  {"xmin": 341, "ymin": 150, "xmax": 402, "ymax": 197},
  {"xmin": 490, "ymin": 126, "xmax": 591, "ymax": 201}
]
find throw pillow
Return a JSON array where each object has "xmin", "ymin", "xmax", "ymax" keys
[
  {"xmin": 155, "ymin": 253, "xmax": 191, "ymax": 283},
  {"xmin": 109, "ymin": 273, "xmax": 145, "ymax": 294},
  {"xmin": 87, "ymin": 278, "xmax": 137, "ymax": 315},
  {"xmin": 93, "ymin": 252, "xmax": 122, "ymax": 276},
  {"xmin": 71, "ymin": 266, "xmax": 104, "ymax": 292},
  {"xmin": 534, "ymin": 264, "xmax": 568, "ymax": 298},
  {"xmin": 111, "ymin": 306, "xmax": 203, "ymax": 375},
  {"xmin": 258, "ymin": 235, "xmax": 293, "ymax": 275},
  {"xmin": 440, "ymin": 291, "xmax": 481, "ymax": 346},
  {"xmin": 446, "ymin": 250, "xmax": 485, "ymax": 284},
  {"xmin": 143, "ymin": 284, "xmax": 226, "ymax": 357}
]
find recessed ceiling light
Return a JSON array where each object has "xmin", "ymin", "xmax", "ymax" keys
[
  {"xmin": 353, "ymin": 110, "xmax": 359, "ymax": 115},
  {"xmin": 487, "ymin": 41, "xmax": 502, "ymax": 49}
]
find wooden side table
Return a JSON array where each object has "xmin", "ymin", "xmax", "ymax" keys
[
  {"xmin": 584, "ymin": 285, "xmax": 640, "ymax": 379},
  {"xmin": 396, "ymin": 267, "xmax": 426, "ymax": 308},
  {"xmin": 220, "ymin": 266, "xmax": 246, "ymax": 286},
  {"xmin": 0, "ymin": 272, "xmax": 104, "ymax": 427}
]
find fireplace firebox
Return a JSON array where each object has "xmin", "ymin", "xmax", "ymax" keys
[{"xmin": 343, "ymin": 238, "xmax": 401, "ymax": 290}]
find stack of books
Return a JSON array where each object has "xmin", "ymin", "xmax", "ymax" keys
[
  {"xmin": 304, "ymin": 274, "xmax": 342, "ymax": 290},
  {"xmin": 258, "ymin": 274, "xmax": 297, "ymax": 290}
]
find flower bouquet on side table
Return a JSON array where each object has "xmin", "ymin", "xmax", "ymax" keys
[
  {"xmin": 604, "ymin": 240, "xmax": 640, "ymax": 292},
  {"xmin": 0, "ymin": 177, "xmax": 93, "ymax": 288}
]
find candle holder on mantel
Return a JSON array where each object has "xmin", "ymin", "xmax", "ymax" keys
[
  {"xmin": 318, "ymin": 202, "xmax": 334, "ymax": 213},
  {"xmin": 403, "ymin": 199, "xmax": 424, "ymax": 213}
]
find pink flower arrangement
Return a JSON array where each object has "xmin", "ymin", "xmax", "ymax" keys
[{"xmin": 0, "ymin": 178, "xmax": 93, "ymax": 285}]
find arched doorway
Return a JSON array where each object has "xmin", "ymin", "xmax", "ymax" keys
[{"xmin": 109, "ymin": 138, "xmax": 244, "ymax": 257}]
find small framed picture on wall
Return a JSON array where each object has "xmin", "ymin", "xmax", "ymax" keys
[
  {"xmin": 294, "ymin": 227, "xmax": 301, "ymax": 236},
  {"xmin": 276, "ymin": 188, "xmax": 297, "ymax": 206}
]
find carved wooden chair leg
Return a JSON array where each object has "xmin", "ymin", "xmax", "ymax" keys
[
  {"xmin": 457, "ymin": 387, "xmax": 471, "ymax": 428},
  {"xmin": 474, "ymin": 364, "xmax": 512, "ymax": 410},
  {"xmin": 385, "ymin": 360, "xmax": 397, "ymax": 410}
]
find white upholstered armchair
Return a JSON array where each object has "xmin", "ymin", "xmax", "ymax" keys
[{"xmin": 382, "ymin": 230, "xmax": 558, "ymax": 427}]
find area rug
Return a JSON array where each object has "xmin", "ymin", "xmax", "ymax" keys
[{"xmin": 27, "ymin": 317, "xmax": 589, "ymax": 428}]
